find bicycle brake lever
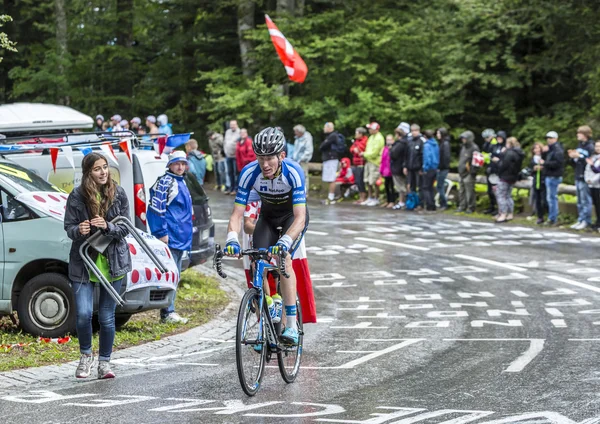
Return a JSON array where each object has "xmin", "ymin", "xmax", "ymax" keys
[
  {"xmin": 213, "ymin": 244, "xmax": 227, "ymax": 279},
  {"xmin": 279, "ymin": 250, "xmax": 290, "ymax": 279}
]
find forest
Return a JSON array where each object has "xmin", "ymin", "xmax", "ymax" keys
[{"xmin": 2, "ymin": 0, "xmax": 600, "ymax": 161}]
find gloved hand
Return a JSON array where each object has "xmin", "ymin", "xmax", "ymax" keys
[
  {"xmin": 224, "ymin": 240, "xmax": 241, "ymax": 256},
  {"xmin": 224, "ymin": 230, "xmax": 241, "ymax": 258},
  {"xmin": 268, "ymin": 234, "xmax": 293, "ymax": 256},
  {"xmin": 268, "ymin": 243, "xmax": 288, "ymax": 256}
]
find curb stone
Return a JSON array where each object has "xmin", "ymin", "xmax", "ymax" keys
[{"xmin": 0, "ymin": 263, "xmax": 245, "ymax": 394}]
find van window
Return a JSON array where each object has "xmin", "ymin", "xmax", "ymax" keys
[
  {"xmin": 185, "ymin": 173, "xmax": 208, "ymax": 204},
  {"xmin": 0, "ymin": 190, "xmax": 36, "ymax": 221},
  {"xmin": 0, "ymin": 162, "xmax": 61, "ymax": 193}
]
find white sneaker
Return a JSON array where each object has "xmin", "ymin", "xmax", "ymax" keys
[
  {"xmin": 570, "ymin": 221, "xmax": 582, "ymax": 229},
  {"xmin": 161, "ymin": 312, "xmax": 189, "ymax": 324},
  {"xmin": 367, "ymin": 199, "xmax": 379, "ymax": 207},
  {"xmin": 360, "ymin": 198, "xmax": 372, "ymax": 206},
  {"xmin": 577, "ymin": 221, "xmax": 589, "ymax": 230}
]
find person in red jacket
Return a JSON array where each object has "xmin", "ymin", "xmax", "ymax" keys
[
  {"xmin": 350, "ymin": 127, "xmax": 368, "ymax": 204},
  {"xmin": 236, "ymin": 128, "xmax": 257, "ymax": 172}
]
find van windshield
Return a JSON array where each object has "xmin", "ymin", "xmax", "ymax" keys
[{"xmin": 0, "ymin": 162, "xmax": 61, "ymax": 193}]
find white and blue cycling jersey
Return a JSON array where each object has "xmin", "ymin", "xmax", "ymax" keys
[{"xmin": 235, "ymin": 158, "xmax": 306, "ymax": 216}]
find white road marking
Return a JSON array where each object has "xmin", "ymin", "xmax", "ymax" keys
[
  {"xmin": 315, "ymin": 282, "xmax": 357, "ymax": 288},
  {"xmin": 306, "ymin": 230, "xmax": 328, "ymax": 235},
  {"xmin": 336, "ymin": 339, "xmax": 424, "ymax": 369},
  {"xmin": 444, "ymin": 338, "xmax": 544, "ymax": 373},
  {"xmin": 331, "ymin": 322, "xmax": 388, "ymax": 329},
  {"xmin": 548, "ymin": 275, "xmax": 600, "ymax": 294},
  {"xmin": 354, "ymin": 237, "xmax": 430, "ymax": 251},
  {"xmin": 454, "ymin": 254, "xmax": 527, "ymax": 272},
  {"xmin": 339, "ymin": 297, "xmax": 385, "ymax": 303}
]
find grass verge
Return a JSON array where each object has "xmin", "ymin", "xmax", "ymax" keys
[{"xmin": 0, "ymin": 268, "xmax": 229, "ymax": 372}]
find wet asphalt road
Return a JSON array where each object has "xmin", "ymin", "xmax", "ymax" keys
[{"xmin": 2, "ymin": 191, "xmax": 600, "ymax": 423}]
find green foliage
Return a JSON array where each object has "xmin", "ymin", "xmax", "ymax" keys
[
  {"xmin": 3, "ymin": 0, "xmax": 600, "ymax": 182},
  {"xmin": 0, "ymin": 15, "xmax": 17, "ymax": 63}
]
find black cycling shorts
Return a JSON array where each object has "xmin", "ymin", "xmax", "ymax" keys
[{"xmin": 253, "ymin": 209, "xmax": 309, "ymax": 256}]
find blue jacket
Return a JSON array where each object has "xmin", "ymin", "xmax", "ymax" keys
[
  {"xmin": 159, "ymin": 123, "xmax": 173, "ymax": 136},
  {"xmin": 187, "ymin": 150, "xmax": 207, "ymax": 185},
  {"xmin": 422, "ymin": 138, "xmax": 440, "ymax": 171},
  {"xmin": 147, "ymin": 172, "xmax": 193, "ymax": 251}
]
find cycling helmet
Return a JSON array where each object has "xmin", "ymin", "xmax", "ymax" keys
[
  {"xmin": 481, "ymin": 128, "xmax": 496, "ymax": 139},
  {"xmin": 252, "ymin": 127, "xmax": 285, "ymax": 156}
]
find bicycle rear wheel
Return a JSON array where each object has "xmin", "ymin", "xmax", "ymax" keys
[
  {"xmin": 277, "ymin": 299, "xmax": 303, "ymax": 383},
  {"xmin": 236, "ymin": 288, "xmax": 266, "ymax": 396}
]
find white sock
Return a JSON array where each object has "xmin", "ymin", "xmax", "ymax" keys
[
  {"xmin": 285, "ymin": 305, "xmax": 297, "ymax": 331},
  {"xmin": 328, "ymin": 193, "xmax": 335, "ymax": 201}
]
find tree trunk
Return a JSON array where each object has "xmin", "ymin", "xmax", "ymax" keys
[
  {"xmin": 296, "ymin": 0, "xmax": 305, "ymax": 16},
  {"xmin": 116, "ymin": 0, "xmax": 134, "ymax": 47},
  {"xmin": 55, "ymin": 0, "xmax": 68, "ymax": 105},
  {"xmin": 237, "ymin": 0, "xmax": 255, "ymax": 77},
  {"xmin": 276, "ymin": 0, "xmax": 295, "ymax": 16}
]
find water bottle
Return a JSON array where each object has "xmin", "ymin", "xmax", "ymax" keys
[
  {"xmin": 272, "ymin": 294, "xmax": 283, "ymax": 324},
  {"xmin": 266, "ymin": 296, "xmax": 277, "ymax": 321}
]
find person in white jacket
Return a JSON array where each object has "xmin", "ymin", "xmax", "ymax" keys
[
  {"xmin": 585, "ymin": 140, "xmax": 600, "ymax": 230},
  {"xmin": 291, "ymin": 125, "xmax": 314, "ymax": 192}
]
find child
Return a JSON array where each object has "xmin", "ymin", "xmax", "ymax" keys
[
  {"xmin": 379, "ymin": 134, "xmax": 397, "ymax": 208},
  {"xmin": 585, "ymin": 140, "xmax": 600, "ymax": 230},
  {"xmin": 336, "ymin": 157, "xmax": 355, "ymax": 200},
  {"xmin": 529, "ymin": 142, "xmax": 547, "ymax": 225}
]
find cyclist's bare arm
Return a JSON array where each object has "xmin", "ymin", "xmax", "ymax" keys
[
  {"xmin": 284, "ymin": 205, "xmax": 306, "ymax": 244},
  {"xmin": 227, "ymin": 203, "xmax": 245, "ymax": 236}
]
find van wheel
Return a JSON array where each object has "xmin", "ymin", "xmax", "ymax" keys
[{"xmin": 17, "ymin": 273, "xmax": 76, "ymax": 338}]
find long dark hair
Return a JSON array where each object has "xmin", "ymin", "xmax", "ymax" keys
[{"xmin": 81, "ymin": 153, "xmax": 116, "ymax": 218}]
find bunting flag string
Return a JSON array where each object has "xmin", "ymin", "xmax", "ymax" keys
[
  {"xmin": 119, "ymin": 138, "xmax": 132, "ymax": 163},
  {"xmin": 78, "ymin": 145, "xmax": 93, "ymax": 156},
  {"xmin": 99, "ymin": 143, "xmax": 119, "ymax": 166},
  {"xmin": 60, "ymin": 145, "xmax": 75, "ymax": 169},
  {"xmin": 50, "ymin": 147, "xmax": 59, "ymax": 173}
]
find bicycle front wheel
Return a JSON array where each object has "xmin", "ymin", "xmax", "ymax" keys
[
  {"xmin": 277, "ymin": 299, "xmax": 303, "ymax": 383},
  {"xmin": 236, "ymin": 288, "xmax": 266, "ymax": 396}
]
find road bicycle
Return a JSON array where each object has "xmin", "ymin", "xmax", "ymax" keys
[{"xmin": 213, "ymin": 244, "xmax": 303, "ymax": 396}]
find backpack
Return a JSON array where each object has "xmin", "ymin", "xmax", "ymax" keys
[
  {"xmin": 405, "ymin": 192, "xmax": 420, "ymax": 211},
  {"xmin": 332, "ymin": 132, "xmax": 347, "ymax": 155}
]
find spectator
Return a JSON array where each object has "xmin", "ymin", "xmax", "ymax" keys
[
  {"xmin": 362, "ymin": 122, "xmax": 385, "ymax": 206},
  {"xmin": 130, "ymin": 117, "xmax": 141, "ymax": 133},
  {"xmin": 493, "ymin": 137, "xmax": 524, "ymax": 223},
  {"xmin": 147, "ymin": 151, "xmax": 193, "ymax": 325},
  {"xmin": 585, "ymin": 140, "xmax": 600, "ymax": 230},
  {"xmin": 119, "ymin": 119, "xmax": 129, "ymax": 131},
  {"xmin": 236, "ymin": 128, "xmax": 256, "ymax": 172},
  {"xmin": 457, "ymin": 131, "xmax": 479, "ymax": 214},
  {"xmin": 185, "ymin": 138, "xmax": 207, "ymax": 185},
  {"xmin": 336, "ymin": 157, "xmax": 355, "ymax": 199},
  {"xmin": 208, "ymin": 130, "xmax": 227, "ymax": 192},
  {"xmin": 350, "ymin": 127, "xmax": 368, "ymax": 204},
  {"xmin": 380, "ymin": 134, "xmax": 397, "ymax": 208},
  {"xmin": 320, "ymin": 122, "xmax": 342, "ymax": 205},
  {"xmin": 146, "ymin": 115, "xmax": 159, "ymax": 135},
  {"xmin": 223, "ymin": 120, "xmax": 241, "ymax": 194},
  {"xmin": 94, "ymin": 115, "xmax": 104, "ymax": 132},
  {"xmin": 436, "ymin": 127, "xmax": 451, "ymax": 210},
  {"xmin": 109, "ymin": 114, "xmax": 122, "ymax": 132},
  {"xmin": 405, "ymin": 124, "xmax": 425, "ymax": 201},
  {"xmin": 421, "ymin": 129, "xmax": 440, "ymax": 212},
  {"xmin": 291, "ymin": 125, "xmax": 314, "ymax": 192},
  {"xmin": 391, "ymin": 122, "xmax": 410, "ymax": 210},
  {"xmin": 568, "ymin": 125, "xmax": 595, "ymax": 230},
  {"xmin": 528, "ymin": 142, "xmax": 547, "ymax": 225},
  {"xmin": 157, "ymin": 114, "xmax": 173, "ymax": 136},
  {"xmin": 64, "ymin": 153, "xmax": 132, "ymax": 379},
  {"xmin": 481, "ymin": 128, "xmax": 499, "ymax": 215},
  {"xmin": 542, "ymin": 131, "xmax": 564, "ymax": 226},
  {"xmin": 101, "ymin": 121, "xmax": 109, "ymax": 132},
  {"xmin": 488, "ymin": 130, "xmax": 507, "ymax": 215}
]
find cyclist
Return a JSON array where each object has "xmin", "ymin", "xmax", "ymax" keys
[{"xmin": 223, "ymin": 127, "xmax": 308, "ymax": 345}]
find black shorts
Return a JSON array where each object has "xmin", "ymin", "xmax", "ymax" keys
[{"xmin": 253, "ymin": 210, "xmax": 309, "ymax": 256}]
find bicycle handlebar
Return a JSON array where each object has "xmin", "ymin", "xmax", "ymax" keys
[{"xmin": 212, "ymin": 244, "xmax": 290, "ymax": 279}]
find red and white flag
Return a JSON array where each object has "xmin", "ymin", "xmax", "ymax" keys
[{"xmin": 265, "ymin": 14, "xmax": 308, "ymax": 84}]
